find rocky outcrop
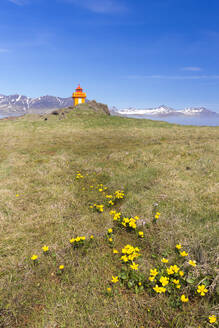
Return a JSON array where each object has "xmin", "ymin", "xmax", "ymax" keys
[{"xmin": 78, "ymin": 100, "xmax": 110, "ymax": 115}]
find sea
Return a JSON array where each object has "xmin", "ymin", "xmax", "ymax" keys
[
  {"xmin": 0, "ymin": 113, "xmax": 23, "ymax": 119},
  {"xmin": 114, "ymin": 114, "xmax": 219, "ymax": 126}
]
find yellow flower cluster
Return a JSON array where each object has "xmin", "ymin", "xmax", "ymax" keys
[
  {"xmin": 154, "ymin": 212, "xmax": 160, "ymax": 220},
  {"xmin": 159, "ymin": 276, "xmax": 169, "ymax": 287},
  {"xmin": 120, "ymin": 245, "xmax": 140, "ymax": 271},
  {"xmin": 153, "ymin": 284, "xmax": 166, "ymax": 293},
  {"xmin": 172, "ymin": 279, "xmax": 181, "ymax": 289},
  {"xmin": 148, "ymin": 268, "xmax": 158, "ymax": 282},
  {"xmin": 70, "ymin": 236, "xmax": 86, "ymax": 247},
  {"xmin": 120, "ymin": 244, "xmax": 141, "ymax": 264},
  {"xmin": 76, "ymin": 171, "xmax": 84, "ymax": 179},
  {"xmin": 70, "ymin": 236, "xmax": 86, "ymax": 243},
  {"xmin": 111, "ymin": 212, "xmax": 140, "ymax": 231},
  {"xmin": 114, "ymin": 190, "xmax": 124, "ymax": 199},
  {"xmin": 166, "ymin": 264, "xmax": 180, "ymax": 275},
  {"xmin": 121, "ymin": 217, "xmax": 138, "ymax": 229},
  {"xmin": 92, "ymin": 203, "xmax": 104, "ymax": 213}
]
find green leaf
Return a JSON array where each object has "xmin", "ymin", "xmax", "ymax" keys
[{"xmin": 186, "ymin": 278, "xmax": 195, "ymax": 284}]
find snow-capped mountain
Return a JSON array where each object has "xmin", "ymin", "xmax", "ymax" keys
[
  {"xmin": 114, "ymin": 105, "xmax": 218, "ymax": 117},
  {"xmin": 0, "ymin": 94, "xmax": 73, "ymax": 114}
]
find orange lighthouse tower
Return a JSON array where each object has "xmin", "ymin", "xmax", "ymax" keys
[{"xmin": 72, "ymin": 84, "xmax": 87, "ymax": 106}]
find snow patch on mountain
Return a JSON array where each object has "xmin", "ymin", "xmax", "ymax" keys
[
  {"xmin": 0, "ymin": 94, "xmax": 73, "ymax": 114},
  {"xmin": 115, "ymin": 105, "xmax": 218, "ymax": 117}
]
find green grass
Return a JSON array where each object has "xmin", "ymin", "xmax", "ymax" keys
[{"xmin": 0, "ymin": 107, "xmax": 218, "ymax": 328}]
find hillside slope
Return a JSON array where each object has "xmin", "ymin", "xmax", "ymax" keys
[{"xmin": 0, "ymin": 108, "xmax": 218, "ymax": 328}]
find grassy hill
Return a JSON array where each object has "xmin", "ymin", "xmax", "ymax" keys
[{"xmin": 0, "ymin": 105, "xmax": 218, "ymax": 328}]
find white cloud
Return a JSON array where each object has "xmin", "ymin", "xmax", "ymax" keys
[
  {"xmin": 0, "ymin": 48, "xmax": 9, "ymax": 53},
  {"xmin": 8, "ymin": 0, "xmax": 27, "ymax": 5},
  {"xmin": 181, "ymin": 66, "xmax": 202, "ymax": 72},
  {"xmin": 127, "ymin": 75, "xmax": 219, "ymax": 80},
  {"xmin": 63, "ymin": 0, "xmax": 127, "ymax": 13}
]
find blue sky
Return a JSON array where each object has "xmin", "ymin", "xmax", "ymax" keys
[{"xmin": 1, "ymin": 0, "xmax": 219, "ymax": 110}]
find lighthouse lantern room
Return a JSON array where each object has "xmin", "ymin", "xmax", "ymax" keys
[{"xmin": 72, "ymin": 84, "xmax": 87, "ymax": 106}]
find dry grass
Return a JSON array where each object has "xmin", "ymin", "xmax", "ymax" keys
[{"xmin": 0, "ymin": 107, "xmax": 218, "ymax": 328}]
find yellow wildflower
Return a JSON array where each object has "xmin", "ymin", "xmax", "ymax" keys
[
  {"xmin": 110, "ymin": 210, "xmax": 116, "ymax": 215},
  {"xmin": 59, "ymin": 265, "xmax": 64, "ymax": 270},
  {"xmin": 160, "ymin": 276, "xmax": 169, "ymax": 287},
  {"xmin": 181, "ymin": 294, "xmax": 189, "ymax": 302},
  {"xmin": 113, "ymin": 213, "xmax": 121, "ymax": 221},
  {"xmin": 90, "ymin": 235, "xmax": 94, "ymax": 239},
  {"xmin": 167, "ymin": 267, "xmax": 174, "ymax": 275},
  {"xmin": 107, "ymin": 287, "xmax": 112, "ymax": 293},
  {"xmin": 189, "ymin": 260, "xmax": 197, "ymax": 267},
  {"xmin": 108, "ymin": 200, "xmax": 114, "ymax": 205},
  {"xmin": 209, "ymin": 315, "xmax": 217, "ymax": 324},
  {"xmin": 111, "ymin": 276, "xmax": 119, "ymax": 283},
  {"xmin": 130, "ymin": 262, "xmax": 139, "ymax": 271},
  {"xmin": 153, "ymin": 285, "xmax": 161, "ymax": 293},
  {"xmin": 138, "ymin": 231, "xmax": 144, "ymax": 238},
  {"xmin": 176, "ymin": 284, "xmax": 181, "ymax": 289},
  {"xmin": 31, "ymin": 254, "xmax": 38, "ymax": 261},
  {"xmin": 42, "ymin": 245, "xmax": 49, "ymax": 252},
  {"xmin": 70, "ymin": 238, "xmax": 75, "ymax": 243},
  {"xmin": 176, "ymin": 244, "xmax": 182, "ymax": 250},
  {"xmin": 180, "ymin": 251, "xmax": 188, "ymax": 257},
  {"xmin": 149, "ymin": 276, "xmax": 155, "ymax": 282},
  {"xmin": 120, "ymin": 255, "xmax": 129, "ymax": 262},
  {"xmin": 129, "ymin": 221, "xmax": 136, "ymax": 229},
  {"xmin": 153, "ymin": 285, "xmax": 166, "ymax": 293},
  {"xmin": 161, "ymin": 258, "xmax": 168, "ymax": 263},
  {"xmin": 172, "ymin": 279, "xmax": 179, "ymax": 285},
  {"xmin": 106, "ymin": 194, "xmax": 112, "ymax": 198},
  {"xmin": 113, "ymin": 249, "xmax": 118, "ymax": 254},
  {"xmin": 138, "ymin": 282, "xmax": 142, "ymax": 286},
  {"xmin": 197, "ymin": 284, "xmax": 208, "ymax": 296},
  {"xmin": 108, "ymin": 228, "xmax": 113, "ymax": 234},
  {"xmin": 172, "ymin": 265, "xmax": 180, "ymax": 273},
  {"xmin": 150, "ymin": 268, "xmax": 158, "ymax": 277},
  {"xmin": 108, "ymin": 238, "xmax": 113, "ymax": 242},
  {"xmin": 179, "ymin": 270, "xmax": 184, "ymax": 277}
]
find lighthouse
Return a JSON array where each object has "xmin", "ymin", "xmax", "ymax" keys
[{"xmin": 72, "ymin": 84, "xmax": 87, "ymax": 106}]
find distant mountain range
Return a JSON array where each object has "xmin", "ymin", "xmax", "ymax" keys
[
  {"xmin": 0, "ymin": 94, "xmax": 73, "ymax": 114},
  {"xmin": 1, "ymin": 94, "xmax": 219, "ymax": 119},
  {"xmin": 112, "ymin": 105, "xmax": 219, "ymax": 117}
]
